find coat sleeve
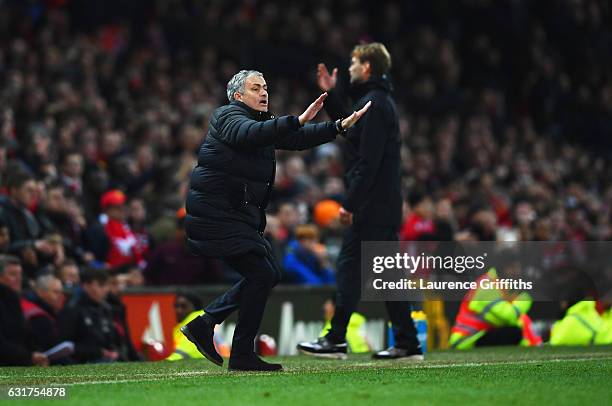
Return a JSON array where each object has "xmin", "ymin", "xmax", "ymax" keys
[
  {"xmin": 217, "ymin": 112, "xmax": 302, "ymax": 148},
  {"xmin": 275, "ymin": 121, "xmax": 337, "ymax": 151},
  {"xmin": 324, "ymin": 90, "xmax": 351, "ymax": 121},
  {"xmin": 342, "ymin": 103, "xmax": 389, "ymax": 212}
]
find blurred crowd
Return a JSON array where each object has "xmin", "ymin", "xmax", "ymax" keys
[{"xmin": 0, "ymin": 0, "xmax": 611, "ymax": 292}]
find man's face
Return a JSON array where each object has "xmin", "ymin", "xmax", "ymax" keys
[
  {"xmin": 107, "ymin": 204, "xmax": 126, "ymax": 221},
  {"xmin": 12, "ymin": 180, "xmax": 37, "ymax": 208},
  {"xmin": 349, "ymin": 56, "xmax": 370, "ymax": 83},
  {"xmin": 45, "ymin": 187, "xmax": 66, "ymax": 213},
  {"xmin": 60, "ymin": 264, "xmax": 80, "ymax": 287},
  {"xmin": 174, "ymin": 296, "xmax": 195, "ymax": 322},
  {"xmin": 235, "ymin": 75, "xmax": 268, "ymax": 112},
  {"xmin": 63, "ymin": 154, "xmax": 83, "ymax": 178},
  {"xmin": 0, "ymin": 264, "xmax": 22, "ymax": 293},
  {"xmin": 36, "ymin": 278, "xmax": 64, "ymax": 312},
  {"xmin": 83, "ymin": 280, "xmax": 110, "ymax": 303}
]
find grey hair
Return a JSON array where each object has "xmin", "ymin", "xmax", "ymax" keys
[
  {"xmin": 0, "ymin": 254, "xmax": 21, "ymax": 275},
  {"xmin": 226, "ymin": 70, "xmax": 264, "ymax": 101},
  {"xmin": 34, "ymin": 274, "xmax": 60, "ymax": 291}
]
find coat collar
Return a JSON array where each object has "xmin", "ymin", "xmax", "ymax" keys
[
  {"xmin": 348, "ymin": 74, "xmax": 393, "ymax": 99},
  {"xmin": 230, "ymin": 100, "xmax": 275, "ymax": 121}
]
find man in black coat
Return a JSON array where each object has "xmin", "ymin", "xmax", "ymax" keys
[
  {"xmin": 181, "ymin": 69, "xmax": 370, "ymax": 371},
  {"xmin": 21, "ymin": 274, "xmax": 64, "ymax": 354},
  {"xmin": 298, "ymin": 43, "xmax": 423, "ymax": 360},
  {"xmin": 0, "ymin": 255, "xmax": 49, "ymax": 367},
  {"xmin": 58, "ymin": 268, "xmax": 123, "ymax": 363}
]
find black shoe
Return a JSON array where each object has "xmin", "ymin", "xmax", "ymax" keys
[
  {"xmin": 297, "ymin": 336, "xmax": 348, "ymax": 359},
  {"xmin": 180, "ymin": 315, "xmax": 223, "ymax": 366},
  {"xmin": 372, "ymin": 346, "xmax": 424, "ymax": 360},
  {"xmin": 228, "ymin": 354, "xmax": 283, "ymax": 372}
]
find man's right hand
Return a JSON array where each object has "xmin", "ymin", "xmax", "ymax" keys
[
  {"xmin": 317, "ymin": 63, "xmax": 337, "ymax": 91},
  {"xmin": 31, "ymin": 352, "xmax": 49, "ymax": 367}
]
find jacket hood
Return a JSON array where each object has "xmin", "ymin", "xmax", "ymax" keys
[
  {"xmin": 229, "ymin": 100, "xmax": 275, "ymax": 121},
  {"xmin": 349, "ymin": 74, "xmax": 393, "ymax": 98}
]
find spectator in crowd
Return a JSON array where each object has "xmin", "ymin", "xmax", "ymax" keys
[
  {"xmin": 59, "ymin": 151, "xmax": 84, "ymax": 198},
  {"xmin": 283, "ymin": 224, "xmax": 335, "ymax": 285},
  {"xmin": 0, "ymin": 171, "xmax": 62, "ymax": 280},
  {"xmin": 0, "ymin": 255, "xmax": 49, "ymax": 366},
  {"xmin": 55, "ymin": 259, "xmax": 80, "ymax": 289},
  {"xmin": 58, "ymin": 267, "xmax": 123, "ymax": 363},
  {"xmin": 127, "ymin": 197, "xmax": 152, "ymax": 262},
  {"xmin": 85, "ymin": 190, "xmax": 145, "ymax": 272},
  {"xmin": 106, "ymin": 273, "xmax": 141, "ymax": 361},
  {"xmin": 21, "ymin": 274, "xmax": 65, "ymax": 356},
  {"xmin": 36, "ymin": 179, "xmax": 88, "ymax": 263},
  {"xmin": 145, "ymin": 208, "xmax": 222, "ymax": 285},
  {"xmin": 400, "ymin": 190, "xmax": 435, "ymax": 241}
]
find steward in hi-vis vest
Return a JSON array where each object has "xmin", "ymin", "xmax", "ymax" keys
[
  {"xmin": 550, "ymin": 301, "xmax": 612, "ymax": 346},
  {"xmin": 449, "ymin": 268, "xmax": 541, "ymax": 349}
]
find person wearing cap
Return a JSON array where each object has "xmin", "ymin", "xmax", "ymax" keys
[
  {"xmin": 181, "ymin": 69, "xmax": 370, "ymax": 372},
  {"xmin": 98, "ymin": 189, "xmax": 146, "ymax": 271}
]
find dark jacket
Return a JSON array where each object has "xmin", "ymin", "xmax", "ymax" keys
[
  {"xmin": 0, "ymin": 284, "xmax": 32, "ymax": 366},
  {"xmin": 21, "ymin": 293, "xmax": 60, "ymax": 352},
  {"xmin": 0, "ymin": 196, "xmax": 43, "ymax": 253},
  {"xmin": 324, "ymin": 76, "xmax": 402, "ymax": 228},
  {"xmin": 106, "ymin": 293, "xmax": 141, "ymax": 362},
  {"xmin": 58, "ymin": 290, "xmax": 119, "ymax": 363},
  {"xmin": 186, "ymin": 100, "xmax": 338, "ymax": 258}
]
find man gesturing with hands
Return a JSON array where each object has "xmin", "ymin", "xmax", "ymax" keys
[
  {"xmin": 298, "ymin": 43, "xmax": 423, "ymax": 361},
  {"xmin": 181, "ymin": 70, "xmax": 369, "ymax": 372}
]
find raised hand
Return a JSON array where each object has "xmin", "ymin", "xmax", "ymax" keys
[
  {"xmin": 317, "ymin": 63, "xmax": 337, "ymax": 91},
  {"xmin": 340, "ymin": 101, "xmax": 372, "ymax": 130},
  {"xmin": 299, "ymin": 92, "xmax": 328, "ymax": 125}
]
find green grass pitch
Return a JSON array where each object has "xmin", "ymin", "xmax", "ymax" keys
[{"xmin": 1, "ymin": 346, "xmax": 610, "ymax": 405}]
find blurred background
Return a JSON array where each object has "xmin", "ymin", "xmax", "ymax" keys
[{"xmin": 0, "ymin": 0, "xmax": 611, "ymax": 365}]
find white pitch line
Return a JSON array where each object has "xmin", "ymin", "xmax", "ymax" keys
[{"xmin": 2, "ymin": 355, "xmax": 610, "ymax": 387}]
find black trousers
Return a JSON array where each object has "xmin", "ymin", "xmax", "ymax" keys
[
  {"xmin": 202, "ymin": 249, "xmax": 281, "ymax": 356},
  {"xmin": 328, "ymin": 224, "xmax": 420, "ymax": 350}
]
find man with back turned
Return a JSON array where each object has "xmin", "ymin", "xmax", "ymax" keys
[
  {"xmin": 181, "ymin": 70, "xmax": 370, "ymax": 371},
  {"xmin": 298, "ymin": 43, "xmax": 423, "ymax": 360}
]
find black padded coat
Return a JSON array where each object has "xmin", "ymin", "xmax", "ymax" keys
[{"xmin": 185, "ymin": 100, "xmax": 338, "ymax": 258}]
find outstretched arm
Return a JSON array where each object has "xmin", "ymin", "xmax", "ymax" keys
[{"xmin": 276, "ymin": 96, "xmax": 371, "ymax": 151}]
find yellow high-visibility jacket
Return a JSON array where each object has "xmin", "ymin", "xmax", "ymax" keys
[
  {"xmin": 550, "ymin": 301, "xmax": 612, "ymax": 346},
  {"xmin": 449, "ymin": 268, "xmax": 535, "ymax": 349},
  {"xmin": 321, "ymin": 313, "xmax": 370, "ymax": 353}
]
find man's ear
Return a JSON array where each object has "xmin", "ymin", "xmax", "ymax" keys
[
  {"xmin": 363, "ymin": 61, "xmax": 372, "ymax": 76},
  {"xmin": 234, "ymin": 92, "xmax": 242, "ymax": 101}
]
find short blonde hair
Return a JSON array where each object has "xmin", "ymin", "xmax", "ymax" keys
[
  {"xmin": 351, "ymin": 42, "xmax": 392, "ymax": 76},
  {"xmin": 295, "ymin": 224, "xmax": 320, "ymax": 241}
]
